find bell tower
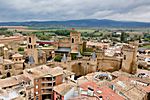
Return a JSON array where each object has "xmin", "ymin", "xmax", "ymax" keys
[
  {"xmin": 27, "ymin": 34, "xmax": 38, "ymax": 64},
  {"xmin": 121, "ymin": 41, "xmax": 139, "ymax": 74},
  {"xmin": 70, "ymin": 29, "xmax": 81, "ymax": 53}
]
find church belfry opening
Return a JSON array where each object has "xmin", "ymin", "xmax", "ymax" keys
[{"xmin": 72, "ymin": 38, "xmax": 74, "ymax": 43}]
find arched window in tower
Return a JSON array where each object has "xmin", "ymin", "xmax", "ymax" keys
[
  {"xmin": 124, "ymin": 55, "xmax": 126, "ymax": 60},
  {"xmin": 29, "ymin": 37, "xmax": 32, "ymax": 43},
  {"xmin": 72, "ymin": 38, "xmax": 74, "ymax": 43},
  {"xmin": 28, "ymin": 45, "xmax": 30, "ymax": 49},
  {"xmin": 6, "ymin": 72, "xmax": 11, "ymax": 77}
]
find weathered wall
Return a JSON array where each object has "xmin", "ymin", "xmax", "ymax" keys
[{"xmin": 97, "ymin": 56, "xmax": 122, "ymax": 72}]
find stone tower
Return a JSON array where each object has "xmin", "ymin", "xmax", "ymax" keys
[
  {"xmin": 121, "ymin": 41, "xmax": 139, "ymax": 74},
  {"xmin": 70, "ymin": 29, "xmax": 81, "ymax": 53},
  {"xmin": 12, "ymin": 53, "xmax": 24, "ymax": 75},
  {"xmin": 27, "ymin": 34, "xmax": 38, "ymax": 64},
  {"xmin": 3, "ymin": 47, "xmax": 8, "ymax": 59}
]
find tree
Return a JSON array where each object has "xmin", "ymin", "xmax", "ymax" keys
[
  {"xmin": 120, "ymin": 32, "xmax": 129, "ymax": 43},
  {"xmin": 54, "ymin": 55, "xmax": 62, "ymax": 62},
  {"xmin": 18, "ymin": 47, "xmax": 24, "ymax": 51},
  {"xmin": 71, "ymin": 54, "xmax": 77, "ymax": 60},
  {"xmin": 55, "ymin": 30, "xmax": 70, "ymax": 36},
  {"xmin": 0, "ymin": 28, "xmax": 8, "ymax": 31}
]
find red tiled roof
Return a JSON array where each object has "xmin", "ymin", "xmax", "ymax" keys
[
  {"xmin": 80, "ymin": 81, "xmax": 125, "ymax": 100},
  {"xmin": 143, "ymin": 85, "xmax": 150, "ymax": 92}
]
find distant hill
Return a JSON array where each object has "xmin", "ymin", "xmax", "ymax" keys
[{"xmin": 0, "ymin": 19, "xmax": 150, "ymax": 28}]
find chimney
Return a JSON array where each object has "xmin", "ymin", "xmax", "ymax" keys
[
  {"xmin": 87, "ymin": 86, "xmax": 94, "ymax": 96},
  {"xmin": 99, "ymin": 96, "xmax": 103, "ymax": 100}
]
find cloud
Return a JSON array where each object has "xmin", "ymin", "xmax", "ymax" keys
[{"xmin": 0, "ymin": 0, "xmax": 150, "ymax": 22}]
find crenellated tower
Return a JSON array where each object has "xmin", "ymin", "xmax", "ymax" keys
[
  {"xmin": 121, "ymin": 41, "xmax": 139, "ymax": 74},
  {"xmin": 27, "ymin": 34, "xmax": 38, "ymax": 65}
]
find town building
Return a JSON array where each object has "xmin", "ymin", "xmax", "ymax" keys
[
  {"xmin": 55, "ymin": 29, "xmax": 83, "ymax": 59},
  {"xmin": 79, "ymin": 81, "xmax": 124, "ymax": 100},
  {"xmin": 53, "ymin": 82, "xmax": 76, "ymax": 100},
  {"xmin": 97, "ymin": 41, "xmax": 139, "ymax": 74},
  {"xmin": 31, "ymin": 66, "xmax": 63, "ymax": 100},
  {"xmin": 0, "ymin": 53, "xmax": 24, "ymax": 78}
]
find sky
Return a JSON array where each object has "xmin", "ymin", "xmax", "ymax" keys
[{"xmin": 0, "ymin": 0, "xmax": 150, "ymax": 22}]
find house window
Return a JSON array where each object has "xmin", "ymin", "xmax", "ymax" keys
[
  {"xmin": 5, "ymin": 65, "xmax": 8, "ymax": 70},
  {"xmin": 124, "ymin": 55, "xmax": 126, "ymax": 60},
  {"xmin": 36, "ymin": 85, "xmax": 38, "ymax": 89},
  {"xmin": 41, "ymin": 89, "xmax": 44, "ymax": 93},
  {"xmin": 48, "ymin": 89, "xmax": 52, "ymax": 92},
  {"xmin": 35, "ymin": 79, "xmax": 38, "ymax": 82},
  {"xmin": 29, "ymin": 37, "xmax": 31, "ymax": 43},
  {"xmin": 28, "ymin": 45, "xmax": 30, "ymax": 49},
  {"xmin": 36, "ymin": 96, "xmax": 38, "ymax": 100},
  {"xmin": 42, "ymin": 83, "xmax": 45, "ymax": 87},
  {"xmin": 9, "ymin": 65, "xmax": 12, "ymax": 69},
  {"xmin": 36, "ymin": 92, "xmax": 38, "ymax": 95},
  {"xmin": 48, "ymin": 83, "xmax": 52, "ymax": 86},
  {"xmin": 53, "ymin": 82, "xmax": 56, "ymax": 86}
]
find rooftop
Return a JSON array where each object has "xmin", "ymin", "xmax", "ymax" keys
[
  {"xmin": 63, "ymin": 70, "xmax": 75, "ymax": 76},
  {"xmin": 111, "ymin": 76, "xmax": 147, "ymax": 100},
  {"xmin": 0, "ymin": 44, "xmax": 4, "ymax": 47},
  {"xmin": 55, "ymin": 47, "xmax": 71, "ymax": 53},
  {"xmin": 3, "ymin": 59, "xmax": 14, "ymax": 65},
  {"xmin": 80, "ymin": 81, "xmax": 124, "ymax": 100},
  {"xmin": 86, "ymin": 41, "xmax": 110, "ymax": 47},
  {"xmin": 12, "ymin": 53, "xmax": 23, "ymax": 58},
  {"xmin": 69, "ymin": 96, "xmax": 98, "ymax": 100},
  {"xmin": 0, "ymin": 74, "xmax": 31, "ymax": 88},
  {"xmin": 0, "ymin": 89, "xmax": 19, "ymax": 100},
  {"xmin": 53, "ymin": 82, "xmax": 75, "ymax": 96},
  {"xmin": 24, "ymin": 65, "xmax": 63, "ymax": 79}
]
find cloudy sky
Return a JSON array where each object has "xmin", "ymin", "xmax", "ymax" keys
[{"xmin": 0, "ymin": 0, "xmax": 150, "ymax": 22}]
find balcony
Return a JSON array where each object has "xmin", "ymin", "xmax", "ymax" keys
[
  {"xmin": 41, "ymin": 89, "xmax": 53, "ymax": 94},
  {"xmin": 41, "ymin": 80, "xmax": 55, "ymax": 84},
  {"xmin": 41, "ymin": 86, "xmax": 53, "ymax": 89}
]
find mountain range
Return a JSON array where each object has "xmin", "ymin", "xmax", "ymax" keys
[{"xmin": 0, "ymin": 19, "xmax": 150, "ymax": 28}]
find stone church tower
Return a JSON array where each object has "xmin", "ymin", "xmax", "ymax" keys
[
  {"xmin": 70, "ymin": 29, "xmax": 81, "ymax": 53},
  {"xmin": 27, "ymin": 34, "xmax": 38, "ymax": 65},
  {"xmin": 12, "ymin": 53, "xmax": 24, "ymax": 75},
  {"xmin": 121, "ymin": 41, "xmax": 139, "ymax": 74}
]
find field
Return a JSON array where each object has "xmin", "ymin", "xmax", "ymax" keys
[{"xmin": 141, "ymin": 45, "xmax": 150, "ymax": 49}]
